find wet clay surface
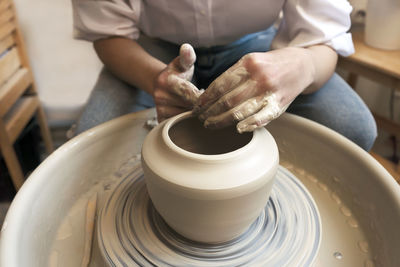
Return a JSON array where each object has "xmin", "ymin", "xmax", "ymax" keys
[{"xmin": 169, "ymin": 116, "xmax": 252, "ymax": 155}]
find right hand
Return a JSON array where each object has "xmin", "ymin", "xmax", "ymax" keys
[{"xmin": 153, "ymin": 43, "xmax": 203, "ymax": 122}]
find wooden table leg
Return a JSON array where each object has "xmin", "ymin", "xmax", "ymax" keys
[
  {"xmin": 36, "ymin": 105, "xmax": 54, "ymax": 153},
  {"xmin": 0, "ymin": 120, "xmax": 24, "ymax": 190},
  {"xmin": 347, "ymin": 72, "xmax": 359, "ymax": 89}
]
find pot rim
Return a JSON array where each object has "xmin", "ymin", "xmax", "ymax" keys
[{"xmin": 161, "ymin": 111, "xmax": 257, "ymax": 162}]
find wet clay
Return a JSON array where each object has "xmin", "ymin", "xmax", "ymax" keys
[{"xmin": 169, "ymin": 116, "xmax": 252, "ymax": 155}]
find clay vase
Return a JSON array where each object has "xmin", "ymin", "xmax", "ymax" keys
[{"xmin": 141, "ymin": 111, "xmax": 279, "ymax": 243}]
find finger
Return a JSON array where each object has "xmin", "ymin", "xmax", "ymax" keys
[
  {"xmin": 170, "ymin": 43, "xmax": 196, "ymax": 73},
  {"xmin": 193, "ymin": 66, "xmax": 249, "ymax": 114},
  {"xmin": 156, "ymin": 105, "xmax": 187, "ymax": 122},
  {"xmin": 178, "ymin": 43, "xmax": 196, "ymax": 71},
  {"xmin": 153, "ymin": 89, "xmax": 193, "ymax": 108},
  {"xmin": 203, "ymin": 95, "xmax": 266, "ymax": 129},
  {"xmin": 167, "ymin": 75, "xmax": 202, "ymax": 106},
  {"xmin": 198, "ymin": 79, "xmax": 258, "ymax": 121},
  {"xmin": 236, "ymin": 94, "xmax": 286, "ymax": 133}
]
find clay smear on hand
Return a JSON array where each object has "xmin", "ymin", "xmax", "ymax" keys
[
  {"xmin": 167, "ymin": 75, "xmax": 202, "ymax": 105},
  {"xmin": 194, "ymin": 66, "xmax": 249, "ymax": 112},
  {"xmin": 194, "ymin": 63, "xmax": 289, "ymax": 132},
  {"xmin": 236, "ymin": 94, "xmax": 289, "ymax": 133}
]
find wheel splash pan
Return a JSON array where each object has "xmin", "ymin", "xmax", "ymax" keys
[{"xmin": 1, "ymin": 109, "xmax": 399, "ymax": 267}]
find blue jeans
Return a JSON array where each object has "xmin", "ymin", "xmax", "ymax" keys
[{"xmin": 76, "ymin": 27, "xmax": 377, "ymax": 151}]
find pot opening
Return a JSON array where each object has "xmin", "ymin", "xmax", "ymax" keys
[{"xmin": 168, "ymin": 116, "xmax": 253, "ymax": 155}]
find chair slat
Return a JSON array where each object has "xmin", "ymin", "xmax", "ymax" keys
[
  {"xmin": 0, "ymin": 67, "xmax": 32, "ymax": 117},
  {"xmin": 0, "ymin": 7, "xmax": 13, "ymax": 25},
  {"xmin": 4, "ymin": 95, "xmax": 39, "ymax": 144},
  {"xmin": 0, "ymin": 47, "xmax": 21, "ymax": 86},
  {"xmin": 0, "ymin": 0, "xmax": 11, "ymax": 15},
  {"xmin": 0, "ymin": 34, "xmax": 14, "ymax": 54},
  {"xmin": 0, "ymin": 19, "xmax": 15, "ymax": 41}
]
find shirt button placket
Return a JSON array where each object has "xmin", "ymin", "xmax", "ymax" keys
[{"xmin": 195, "ymin": 1, "xmax": 211, "ymax": 47}]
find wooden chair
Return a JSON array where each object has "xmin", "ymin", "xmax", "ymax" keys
[{"xmin": 0, "ymin": 0, "xmax": 54, "ymax": 190}]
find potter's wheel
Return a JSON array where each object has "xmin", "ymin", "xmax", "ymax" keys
[
  {"xmin": 2, "ymin": 109, "xmax": 400, "ymax": 267},
  {"xmin": 97, "ymin": 160, "xmax": 321, "ymax": 266}
]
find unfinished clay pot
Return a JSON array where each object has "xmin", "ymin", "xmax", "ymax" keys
[{"xmin": 141, "ymin": 111, "xmax": 279, "ymax": 243}]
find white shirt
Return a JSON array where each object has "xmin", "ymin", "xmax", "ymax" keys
[{"xmin": 72, "ymin": 0, "xmax": 354, "ymax": 56}]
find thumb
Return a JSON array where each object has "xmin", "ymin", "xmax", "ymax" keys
[{"xmin": 178, "ymin": 43, "xmax": 196, "ymax": 71}]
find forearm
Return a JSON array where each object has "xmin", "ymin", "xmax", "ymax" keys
[
  {"xmin": 93, "ymin": 37, "xmax": 166, "ymax": 94},
  {"xmin": 302, "ymin": 44, "xmax": 338, "ymax": 94}
]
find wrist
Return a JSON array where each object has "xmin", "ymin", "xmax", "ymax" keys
[
  {"xmin": 300, "ymin": 47, "xmax": 317, "ymax": 93},
  {"xmin": 280, "ymin": 46, "xmax": 317, "ymax": 94},
  {"xmin": 137, "ymin": 57, "xmax": 165, "ymax": 95},
  {"xmin": 148, "ymin": 61, "xmax": 167, "ymax": 94},
  {"xmin": 302, "ymin": 45, "xmax": 338, "ymax": 94}
]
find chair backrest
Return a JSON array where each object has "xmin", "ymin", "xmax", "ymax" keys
[
  {"xmin": 0, "ymin": 0, "xmax": 35, "ymax": 118},
  {"xmin": 0, "ymin": 0, "xmax": 53, "ymax": 190}
]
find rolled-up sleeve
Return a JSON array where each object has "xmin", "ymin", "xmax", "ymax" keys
[
  {"xmin": 72, "ymin": 0, "xmax": 140, "ymax": 42},
  {"xmin": 271, "ymin": 0, "xmax": 354, "ymax": 56}
]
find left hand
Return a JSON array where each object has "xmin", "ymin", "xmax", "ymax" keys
[
  {"xmin": 192, "ymin": 47, "xmax": 316, "ymax": 133},
  {"xmin": 153, "ymin": 43, "xmax": 202, "ymax": 122}
]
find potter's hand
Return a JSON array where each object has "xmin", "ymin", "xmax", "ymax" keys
[
  {"xmin": 153, "ymin": 43, "xmax": 203, "ymax": 122},
  {"xmin": 193, "ymin": 47, "xmax": 316, "ymax": 133}
]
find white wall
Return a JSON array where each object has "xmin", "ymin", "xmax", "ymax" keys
[{"xmin": 14, "ymin": 0, "xmax": 102, "ymax": 127}]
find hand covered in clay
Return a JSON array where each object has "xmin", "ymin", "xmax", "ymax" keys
[
  {"xmin": 153, "ymin": 43, "xmax": 203, "ymax": 122},
  {"xmin": 193, "ymin": 47, "xmax": 316, "ymax": 133}
]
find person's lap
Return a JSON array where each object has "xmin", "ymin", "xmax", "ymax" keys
[
  {"xmin": 74, "ymin": 69, "xmax": 154, "ymax": 134},
  {"xmin": 75, "ymin": 28, "xmax": 377, "ymax": 151}
]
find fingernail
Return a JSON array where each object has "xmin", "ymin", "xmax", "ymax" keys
[
  {"xmin": 192, "ymin": 105, "xmax": 200, "ymax": 113},
  {"xmin": 199, "ymin": 113, "xmax": 206, "ymax": 121},
  {"xmin": 236, "ymin": 124, "xmax": 245, "ymax": 133},
  {"xmin": 204, "ymin": 120, "xmax": 215, "ymax": 129},
  {"xmin": 237, "ymin": 123, "xmax": 257, "ymax": 133},
  {"xmin": 179, "ymin": 43, "xmax": 196, "ymax": 69}
]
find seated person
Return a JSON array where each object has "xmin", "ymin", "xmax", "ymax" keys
[{"xmin": 72, "ymin": 0, "xmax": 377, "ymax": 151}]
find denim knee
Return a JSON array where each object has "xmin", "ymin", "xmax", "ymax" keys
[
  {"xmin": 287, "ymin": 73, "xmax": 378, "ymax": 151},
  {"xmin": 346, "ymin": 113, "xmax": 377, "ymax": 151}
]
